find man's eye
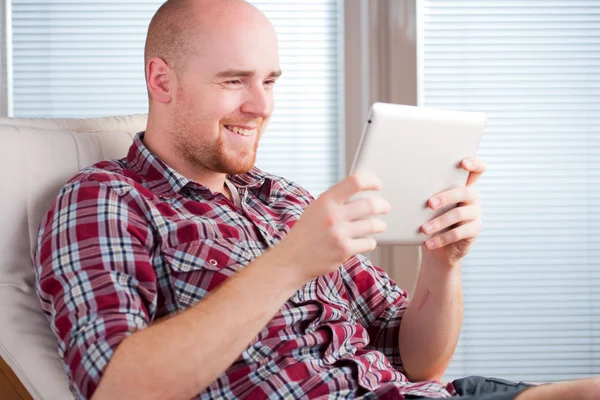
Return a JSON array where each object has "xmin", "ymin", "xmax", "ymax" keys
[
  {"xmin": 225, "ymin": 80, "xmax": 242, "ymax": 85},
  {"xmin": 264, "ymin": 79, "xmax": 276, "ymax": 86}
]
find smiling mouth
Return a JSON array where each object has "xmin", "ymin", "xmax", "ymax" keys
[{"xmin": 224, "ymin": 125, "xmax": 257, "ymax": 137}]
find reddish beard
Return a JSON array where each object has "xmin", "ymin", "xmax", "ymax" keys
[
  {"xmin": 176, "ymin": 127, "xmax": 260, "ymax": 175},
  {"xmin": 211, "ymin": 129, "xmax": 260, "ymax": 174}
]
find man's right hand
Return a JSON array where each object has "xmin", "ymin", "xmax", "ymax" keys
[{"xmin": 276, "ymin": 173, "xmax": 391, "ymax": 284}]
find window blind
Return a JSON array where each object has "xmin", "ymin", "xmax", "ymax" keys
[
  {"xmin": 419, "ymin": 0, "xmax": 600, "ymax": 383},
  {"xmin": 10, "ymin": 0, "xmax": 341, "ymax": 196},
  {"xmin": 1, "ymin": 0, "xmax": 9, "ymax": 116}
]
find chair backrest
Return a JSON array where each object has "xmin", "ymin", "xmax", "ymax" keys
[{"xmin": 0, "ymin": 115, "xmax": 146, "ymax": 399}]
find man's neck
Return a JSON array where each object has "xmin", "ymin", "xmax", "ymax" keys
[{"xmin": 143, "ymin": 127, "xmax": 229, "ymax": 198}]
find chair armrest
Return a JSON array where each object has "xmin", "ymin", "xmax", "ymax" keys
[{"xmin": 0, "ymin": 355, "xmax": 33, "ymax": 400}]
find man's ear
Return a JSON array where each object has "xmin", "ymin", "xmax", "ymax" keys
[{"xmin": 146, "ymin": 57, "xmax": 175, "ymax": 104}]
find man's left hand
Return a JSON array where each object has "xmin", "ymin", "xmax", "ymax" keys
[{"xmin": 420, "ymin": 157, "xmax": 487, "ymax": 267}]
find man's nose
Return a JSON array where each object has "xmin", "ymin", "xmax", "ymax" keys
[{"xmin": 241, "ymin": 84, "xmax": 272, "ymax": 118}]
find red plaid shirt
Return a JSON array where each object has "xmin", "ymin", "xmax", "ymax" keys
[{"xmin": 35, "ymin": 133, "xmax": 454, "ymax": 399}]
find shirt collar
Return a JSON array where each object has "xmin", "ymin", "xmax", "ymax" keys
[{"xmin": 126, "ymin": 132, "xmax": 268, "ymax": 198}]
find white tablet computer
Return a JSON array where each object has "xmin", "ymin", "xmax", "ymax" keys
[{"xmin": 349, "ymin": 102, "xmax": 487, "ymax": 245}]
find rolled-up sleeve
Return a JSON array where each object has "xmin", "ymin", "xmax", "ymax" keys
[
  {"xmin": 342, "ymin": 254, "xmax": 409, "ymax": 373},
  {"xmin": 34, "ymin": 177, "xmax": 157, "ymax": 399}
]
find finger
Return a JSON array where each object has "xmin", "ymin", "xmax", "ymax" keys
[
  {"xmin": 343, "ymin": 197, "xmax": 391, "ymax": 221},
  {"xmin": 425, "ymin": 219, "xmax": 483, "ymax": 250},
  {"xmin": 462, "ymin": 157, "xmax": 487, "ymax": 186},
  {"xmin": 347, "ymin": 237, "xmax": 378, "ymax": 255},
  {"xmin": 327, "ymin": 173, "xmax": 382, "ymax": 203},
  {"xmin": 346, "ymin": 218, "xmax": 387, "ymax": 239},
  {"xmin": 421, "ymin": 204, "xmax": 482, "ymax": 235},
  {"xmin": 428, "ymin": 186, "xmax": 480, "ymax": 209}
]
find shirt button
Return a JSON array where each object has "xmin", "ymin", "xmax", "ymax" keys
[{"xmin": 209, "ymin": 259, "xmax": 218, "ymax": 266}]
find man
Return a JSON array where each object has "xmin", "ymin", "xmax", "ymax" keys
[{"xmin": 34, "ymin": 0, "xmax": 599, "ymax": 399}]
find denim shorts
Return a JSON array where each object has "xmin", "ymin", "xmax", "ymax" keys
[{"xmin": 406, "ymin": 376, "xmax": 535, "ymax": 400}]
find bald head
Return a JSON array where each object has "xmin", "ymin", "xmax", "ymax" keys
[
  {"xmin": 141, "ymin": 0, "xmax": 280, "ymax": 183},
  {"xmin": 144, "ymin": 0, "xmax": 270, "ymax": 77},
  {"xmin": 144, "ymin": 0, "xmax": 193, "ymax": 76}
]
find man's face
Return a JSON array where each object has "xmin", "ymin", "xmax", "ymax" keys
[{"xmin": 170, "ymin": 17, "xmax": 281, "ymax": 175}]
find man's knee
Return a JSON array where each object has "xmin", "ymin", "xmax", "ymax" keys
[{"xmin": 515, "ymin": 377, "xmax": 600, "ymax": 400}]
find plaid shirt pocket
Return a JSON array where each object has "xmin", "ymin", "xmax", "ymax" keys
[{"xmin": 163, "ymin": 238, "xmax": 253, "ymax": 309}]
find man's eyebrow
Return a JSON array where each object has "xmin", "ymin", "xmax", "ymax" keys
[{"xmin": 215, "ymin": 69, "xmax": 282, "ymax": 79}]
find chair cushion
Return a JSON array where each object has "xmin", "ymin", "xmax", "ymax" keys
[{"xmin": 0, "ymin": 115, "xmax": 146, "ymax": 399}]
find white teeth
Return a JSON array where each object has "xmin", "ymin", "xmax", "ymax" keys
[{"xmin": 226, "ymin": 125, "xmax": 254, "ymax": 136}]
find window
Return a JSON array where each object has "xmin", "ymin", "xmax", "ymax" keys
[
  {"xmin": 419, "ymin": 0, "xmax": 600, "ymax": 382},
  {"xmin": 8, "ymin": 0, "xmax": 343, "ymax": 196}
]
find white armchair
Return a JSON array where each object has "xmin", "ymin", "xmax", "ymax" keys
[{"xmin": 0, "ymin": 115, "xmax": 147, "ymax": 399}]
